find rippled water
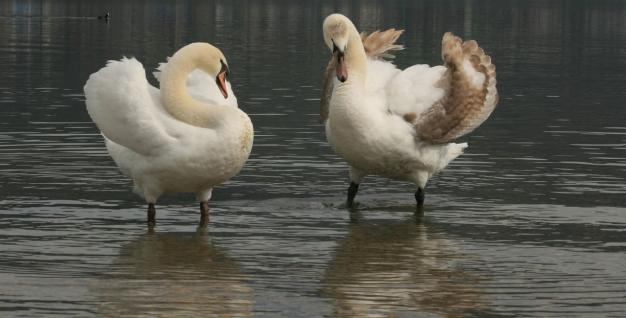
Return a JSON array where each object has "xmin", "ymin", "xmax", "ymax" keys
[{"xmin": 1, "ymin": 0, "xmax": 626, "ymax": 317}]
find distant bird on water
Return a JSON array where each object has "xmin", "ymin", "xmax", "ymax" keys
[
  {"xmin": 84, "ymin": 43, "xmax": 253, "ymax": 226},
  {"xmin": 321, "ymin": 13, "xmax": 498, "ymax": 210},
  {"xmin": 97, "ymin": 12, "xmax": 110, "ymax": 21}
]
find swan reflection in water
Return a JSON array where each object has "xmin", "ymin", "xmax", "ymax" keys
[
  {"xmin": 323, "ymin": 211, "xmax": 488, "ymax": 318},
  {"xmin": 94, "ymin": 229, "xmax": 251, "ymax": 317}
]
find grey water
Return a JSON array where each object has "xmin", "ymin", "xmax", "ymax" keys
[{"xmin": 1, "ymin": 0, "xmax": 626, "ymax": 317}]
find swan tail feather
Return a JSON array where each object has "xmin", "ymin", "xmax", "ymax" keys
[{"xmin": 437, "ymin": 142, "xmax": 468, "ymax": 171}]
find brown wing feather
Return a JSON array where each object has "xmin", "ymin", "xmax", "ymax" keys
[
  {"xmin": 320, "ymin": 29, "xmax": 404, "ymax": 123},
  {"xmin": 360, "ymin": 29, "xmax": 404, "ymax": 60},
  {"xmin": 414, "ymin": 32, "xmax": 498, "ymax": 144},
  {"xmin": 320, "ymin": 57, "xmax": 335, "ymax": 123}
]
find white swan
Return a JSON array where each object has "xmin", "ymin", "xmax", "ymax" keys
[
  {"xmin": 321, "ymin": 14, "xmax": 498, "ymax": 209},
  {"xmin": 84, "ymin": 43, "xmax": 254, "ymax": 226}
]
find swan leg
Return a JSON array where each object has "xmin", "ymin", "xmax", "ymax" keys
[
  {"xmin": 197, "ymin": 188, "xmax": 212, "ymax": 227},
  {"xmin": 141, "ymin": 183, "xmax": 160, "ymax": 226},
  {"xmin": 410, "ymin": 170, "xmax": 429, "ymax": 210},
  {"xmin": 147, "ymin": 203, "xmax": 156, "ymax": 226},
  {"xmin": 415, "ymin": 188, "xmax": 425, "ymax": 207},
  {"xmin": 199, "ymin": 201, "xmax": 209, "ymax": 227},
  {"xmin": 347, "ymin": 166, "xmax": 366, "ymax": 208},
  {"xmin": 347, "ymin": 182, "xmax": 359, "ymax": 208}
]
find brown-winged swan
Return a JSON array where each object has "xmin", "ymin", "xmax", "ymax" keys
[{"xmin": 321, "ymin": 14, "xmax": 498, "ymax": 209}]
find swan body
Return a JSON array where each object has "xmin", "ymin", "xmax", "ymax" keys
[
  {"xmin": 85, "ymin": 43, "xmax": 253, "ymax": 225},
  {"xmin": 321, "ymin": 14, "xmax": 498, "ymax": 208}
]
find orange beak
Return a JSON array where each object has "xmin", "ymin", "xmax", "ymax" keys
[{"xmin": 216, "ymin": 71, "xmax": 228, "ymax": 99}]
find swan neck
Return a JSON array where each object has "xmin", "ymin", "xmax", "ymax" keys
[
  {"xmin": 346, "ymin": 23, "xmax": 367, "ymax": 81},
  {"xmin": 159, "ymin": 49, "xmax": 224, "ymax": 128}
]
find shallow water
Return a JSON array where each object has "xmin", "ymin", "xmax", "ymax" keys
[{"xmin": 1, "ymin": 0, "xmax": 626, "ymax": 317}]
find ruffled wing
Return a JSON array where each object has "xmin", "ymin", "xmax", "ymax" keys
[
  {"xmin": 84, "ymin": 58, "xmax": 173, "ymax": 156},
  {"xmin": 360, "ymin": 29, "xmax": 404, "ymax": 60},
  {"xmin": 390, "ymin": 33, "xmax": 498, "ymax": 144}
]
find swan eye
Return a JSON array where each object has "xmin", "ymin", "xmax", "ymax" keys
[{"xmin": 220, "ymin": 60, "xmax": 230, "ymax": 78}]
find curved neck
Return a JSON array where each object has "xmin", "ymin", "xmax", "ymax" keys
[
  {"xmin": 159, "ymin": 49, "xmax": 230, "ymax": 128},
  {"xmin": 345, "ymin": 22, "xmax": 367, "ymax": 84}
]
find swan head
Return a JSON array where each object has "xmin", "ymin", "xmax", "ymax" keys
[
  {"xmin": 196, "ymin": 44, "xmax": 230, "ymax": 99},
  {"xmin": 323, "ymin": 14, "xmax": 351, "ymax": 82},
  {"xmin": 176, "ymin": 42, "xmax": 231, "ymax": 99}
]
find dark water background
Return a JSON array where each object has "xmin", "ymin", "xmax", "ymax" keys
[{"xmin": 1, "ymin": 0, "xmax": 626, "ymax": 317}]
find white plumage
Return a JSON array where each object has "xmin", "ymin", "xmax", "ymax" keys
[
  {"xmin": 85, "ymin": 43, "xmax": 253, "ymax": 225},
  {"xmin": 322, "ymin": 14, "xmax": 498, "ymax": 208},
  {"xmin": 153, "ymin": 61, "xmax": 238, "ymax": 108}
]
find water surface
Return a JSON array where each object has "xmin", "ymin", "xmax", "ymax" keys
[{"xmin": 1, "ymin": 0, "xmax": 626, "ymax": 317}]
